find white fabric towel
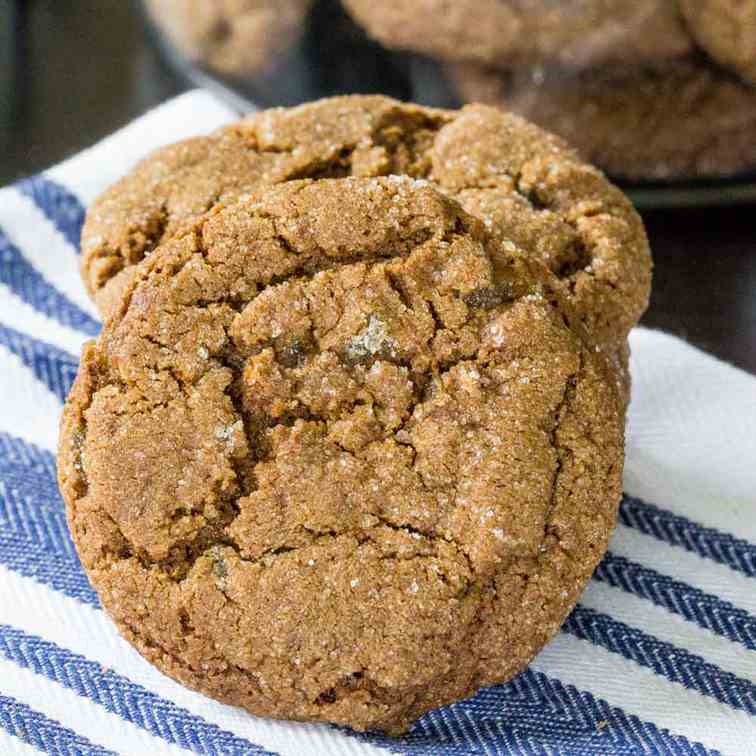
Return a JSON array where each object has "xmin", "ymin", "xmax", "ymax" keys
[{"xmin": 1, "ymin": 90, "xmax": 754, "ymax": 756}]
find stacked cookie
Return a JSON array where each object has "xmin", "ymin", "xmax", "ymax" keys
[
  {"xmin": 344, "ymin": 0, "xmax": 756, "ymax": 179},
  {"xmin": 144, "ymin": 0, "xmax": 314, "ymax": 78},
  {"xmin": 59, "ymin": 97, "xmax": 651, "ymax": 733}
]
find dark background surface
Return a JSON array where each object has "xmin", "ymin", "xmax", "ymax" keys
[{"xmin": 2, "ymin": 0, "xmax": 755, "ymax": 374}]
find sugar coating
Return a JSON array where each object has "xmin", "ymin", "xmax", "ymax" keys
[
  {"xmin": 345, "ymin": 315, "xmax": 398, "ymax": 362},
  {"xmin": 60, "ymin": 177, "xmax": 625, "ymax": 734},
  {"xmin": 80, "ymin": 94, "xmax": 651, "ymax": 358}
]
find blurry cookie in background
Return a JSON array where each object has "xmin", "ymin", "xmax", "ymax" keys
[
  {"xmin": 447, "ymin": 57, "xmax": 756, "ymax": 180},
  {"xmin": 342, "ymin": 0, "xmax": 691, "ymax": 69},
  {"xmin": 680, "ymin": 0, "xmax": 756, "ymax": 85},
  {"xmin": 143, "ymin": 0, "xmax": 313, "ymax": 78}
]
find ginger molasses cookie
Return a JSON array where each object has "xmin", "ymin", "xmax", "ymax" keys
[
  {"xmin": 60, "ymin": 177, "xmax": 625, "ymax": 733},
  {"xmin": 680, "ymin": 0, "xmax": 756, "ymax": 85},
  {"xmin": 450, "ymin": 58, "xmax": 756, "ymax": 179},
  {"xmin": 341, "ymin": 0, "xmax": 691, "ymax": 69},
  {"xmin": 144, "ymin": 0, "xmax": 313, "ymax": 78},
  {"xmin": 81, "ymin": 96, "xmax": 650, "ymax": 351}
]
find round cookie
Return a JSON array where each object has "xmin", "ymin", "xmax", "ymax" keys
[
  {"xmin": 81, "ymin": 96, "xmax": 651, "ymax": 351},
  {"xmin": 144, "ymin": 0, "xmax": 313, "ymax": 77},
  {"xmin": 449, "ymin": 58, "xmax": 756, "ymax": 179},
  {"xmin": 60, "ymin": 177, "xmax": 625, "ymax": 733},
  {"xmin": 341, "ymin": 0, "xmax": 691, "ymax": 69},
  {"xmin": 681, "ymin": 0, "xmax": 756, "ymax": 85}
]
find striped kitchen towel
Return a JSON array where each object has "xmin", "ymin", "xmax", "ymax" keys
[{"xmin": 1, "ymin": 90, "xmax": 755, "ymax": 756}]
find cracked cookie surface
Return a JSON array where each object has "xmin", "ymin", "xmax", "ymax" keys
[
  {"xmin": 81, "ymin": 95, "xmax": 650, "ymax": 352},
  {"xmin": 61, "ymin": 177, "xmax": 625, "ymax": 733}
]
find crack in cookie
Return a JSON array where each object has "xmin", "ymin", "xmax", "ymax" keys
[
  {"xmin": 80, "ymin": 96, "xmax": 651, "ymax": 357},
  {"xmin": 61, "ymin": 177, "xmax": 624, "ymax": 733}
]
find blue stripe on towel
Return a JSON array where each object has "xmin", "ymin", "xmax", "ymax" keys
[
  {"xmin": 565, "ymin": 605, "xmax": 756, "ymax": 715},
  {"xmin": 0, "ymin": 433, "xmax": 96, "ymax": 604},
  {"xmin": 597, "ymin": 551, "xmax": 756, "ymax": 651},
  {"xmin": 0, "ymin": 626, "xmax": 276, "ymax": 756},
  {"xmin": 620, "ymin": 495, "xmax": 756, "ymax": 578},
  {"xmin": 0, "ymin": 322, "xmax": 79, "ymax": 403},
  {"xmin": 15, "ymin": 176, "xmax": 85, "ymax": 252},
  {"xmin": 0, "ymin": 531, "xmax": 97, "ymax": 607},
  {"xmin": 361, "ymin": 667, "xmax": 714, "ymax": 756},
  {"xmin": 0, "ymin": 693, "xmax": 116, "ymax": 756},
  {"xmin": 0, "ymin": 228, "xmax": 99, "ymax": 336},
  {"xmin": 0, "ymin": 431, "xmax": 58, "ymax": 482}
]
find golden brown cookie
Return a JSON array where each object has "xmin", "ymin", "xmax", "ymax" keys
[
  {"xmin": 144, "ymin": 0, "xmax": 313, "ymax": 77},
  {"xmin": 81, "ymin": 96, "xmax": 650, "ymax": 351},
  {"xmin": 60, "ymin": 177, "xmax": 625, "ymax": 734},
  {"xmin": 449, "ymin": 58, "xmax": 756, "ymax": 179},
  {"xmin": 681, "ymin": 0, "xmax": 756, "ymax": 85},
  {"xmin": 342, "ymin": 0, "xmax": 691, "ymax": 68}
]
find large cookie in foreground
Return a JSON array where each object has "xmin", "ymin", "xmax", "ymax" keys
[
  {"xmin": 61, "ymin": 177, "xmax": 625, "ymax": 734},
  {"xmin": 81, "ymin": 96, "xmax": 650, "ymax": 351}
]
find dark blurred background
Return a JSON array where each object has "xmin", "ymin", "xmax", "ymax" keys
[
  {"xmin": 1, "ymin": 0, "xmax": 183, "ymax": 180},
  {"xmin": 1, "ymin": 0, "xmax": 755, "ymax": 373}
]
